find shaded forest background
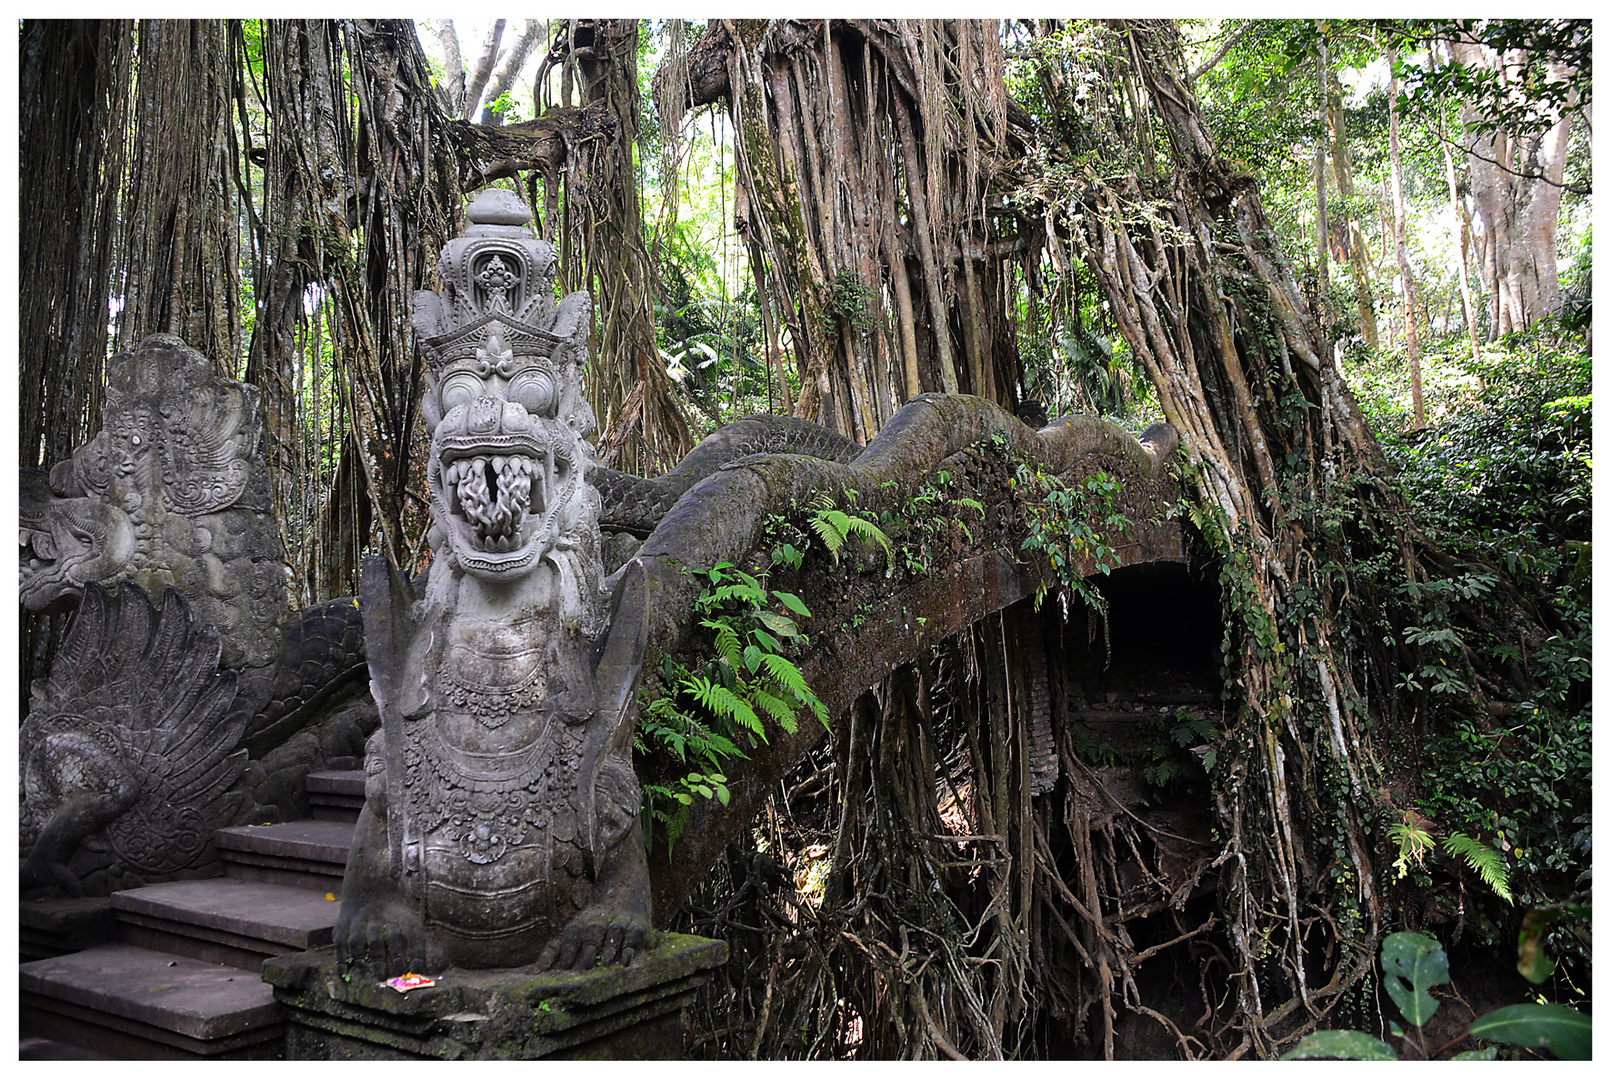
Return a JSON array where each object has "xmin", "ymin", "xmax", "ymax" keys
[{"xmin": 18, "ymin": 18, "xmax": 1591, "ymax": 1059}]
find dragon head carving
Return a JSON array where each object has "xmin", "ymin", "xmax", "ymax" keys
[
  {"xmin": 414, "ymin": 190, "xmax": 604, "ymax": 631},
  {"xmin": 20, "ymin": 334, "xmax": 286, "ymax": 670}
]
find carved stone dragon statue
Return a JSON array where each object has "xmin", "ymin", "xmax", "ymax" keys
[
  {"xmin": 20, "ymin": 335, "xmax": 373, "ymax": 896},
  {"xmin": 337, "ymin": 190, "xmax": 653, "ymax": 974}
]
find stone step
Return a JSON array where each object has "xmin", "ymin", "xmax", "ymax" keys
[
  {"xmin": 20, "ymin": 897, "xmax": 116, "ymax": 963},
  {"xmin": 306, "ymin": 769, "xmax": 366, "ymax": 822},
  {"xmin": 112, "ymin": 878, "xmax": 344, "ymax": 972},
  {"xmin": 20, "ymin": 943, "xmax": 284, "ymax": 1059},
  {"xmin": 214, "ymin": 819, "xmax": 354, "ymax": 894}
]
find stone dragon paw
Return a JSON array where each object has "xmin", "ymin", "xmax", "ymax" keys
[{"xmin": 535, "ymin": 911, "xmax": 655, "ymax": 971}]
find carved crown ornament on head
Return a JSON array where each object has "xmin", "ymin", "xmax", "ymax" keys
[{"xmin": 412, "ymin": 188, "xmax": 577, "ymax": 377}]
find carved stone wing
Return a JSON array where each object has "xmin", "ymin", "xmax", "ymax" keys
[{"xmin": 27, "ymin": 582, "xmax": 247, "ymax": 877}]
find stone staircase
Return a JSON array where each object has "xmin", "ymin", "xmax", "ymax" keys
[{"xmin": 20, "ymin": 770, "xmax": 363, "ymax": 1060}]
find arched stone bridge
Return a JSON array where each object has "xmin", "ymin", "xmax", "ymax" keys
[{"xmin": 602, "ymin": 394, "xmax": 1189, "ymax": 920}]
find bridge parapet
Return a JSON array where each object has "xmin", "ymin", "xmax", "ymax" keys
[{"xmin": 608, "ymin": 395, "xmax": 1186, "ymax": 918}]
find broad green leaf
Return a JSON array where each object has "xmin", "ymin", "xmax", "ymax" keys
[
  {"xmin": 1468, "ymin": 1003, "xmax": 1591, "ymax": 1061},
  {"xmin": 1452, "ymin": 1046, "xmax": 1498, "ymax": 1061},
  {"xmin": 772, "ymin": 590, "xmax": 811, "ymax": 618},
  {"xmin": 1280, "ymin": 1030, "xmax": 1397, "ymax": 1061},
  {"xmin": 1515, "ymin": 909, "xmax": 1558, "ymax": 984},
  {"xmin": 754, "ymin": 610, "xmax": 800, "ymax": 638},
  {"xmin": 1381, "ymin": 931, "xmax": 1448, "ymax": 1028}
]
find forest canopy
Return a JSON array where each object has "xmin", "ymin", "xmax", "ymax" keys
[{"xmin": 18, "ymin": 17, "xmax": 1591, "ymax": 1060}]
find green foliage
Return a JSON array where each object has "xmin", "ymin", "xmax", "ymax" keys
[
  {"xmin": 1009, "ymin": 459, "xmax": 1130, "ymax": 615},
  {"xmin": 888, "ymin": 467, "xmax": 985, "ymax": 578},
  {"xmin": 1391, "ymin": 19, "xmax": 1591, "ymax": 142},
  {"xmin": 806, "ymin": 488, "xmax": 892, "ymax": 567},
  {"xmin": 1441, "ymin": 831, "xmax": 1512, "ymax": 904},
  {"xmin": 1387, "ymin": 811, "xmax": 1433, "ymax": 881},
  {"xmin": 823, "ymin": 268, "xmax": 876, "ymax": 334},
  {"xmin": 1349, "ymin": 325, "xmax": 1589, "ymax": 970},
  {"xmin": 1380, "ymin": 930, "xmax": 1446, "ymax": 1027},
  {"xmin": 635, "ymin": 562, "xmax": 827, "ymax": 855},
  {"xmin": 1467, "ymin": 1003, "xmax": 1592, "ymax": 1062},
  {"xmin": 1137, "ymin": 709, "xmax": 1217, "ymax": 790},
  {"xmin": 1282, "ymin": 930, "xmax": 1592, "ymax": 1060}
]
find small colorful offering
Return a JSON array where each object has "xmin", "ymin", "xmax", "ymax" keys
[{"xmin": 384, "ymin": 973, "xmax": 436, "ymax": 993}]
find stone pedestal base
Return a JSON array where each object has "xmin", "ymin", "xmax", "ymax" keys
[{"xmin": 263, "ymin": 933, "xmax": 726, "ymax": 1060}]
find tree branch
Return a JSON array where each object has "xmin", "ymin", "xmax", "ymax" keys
[
  {"xmin": 1188, "ymin": 20, "xmax": 1259, "ymax": 83},
  {"xmin": 479, "ymin": 19, "xmax": 546, "ymax": 125},
  {"xmin": 462, "ymin": 18, "xmax": 506, "ymax": 120},
  {"xmin": 434, "ymin": 19, "xmax": 465, "ymax": 115}
]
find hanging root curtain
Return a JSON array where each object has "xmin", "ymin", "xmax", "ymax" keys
[{"xmin": 660, "ymin": 19, "xmax": 1565, "ymax": 1060}]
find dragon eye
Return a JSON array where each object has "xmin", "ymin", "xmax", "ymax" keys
[
  {"xmin": 510, "ymin": 370, "xmax": 556, "ymax": 416},
  {"xmin": 441, "ymin": 372, "xmax": 483, "ymax": 413}
]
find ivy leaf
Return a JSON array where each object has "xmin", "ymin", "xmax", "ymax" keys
[{"xmin": 1380, "ymin": 931, "xmax": 1448, "ymax": 1029}]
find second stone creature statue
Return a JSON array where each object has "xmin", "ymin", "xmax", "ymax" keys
[{"xmin": 335, "ymin": 189, "xmax": 653, "ymax": 974}]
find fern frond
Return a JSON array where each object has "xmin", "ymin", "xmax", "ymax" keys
[
  {"xmin": 1443, "ymin": 832, "xmax": 1513, "ymax": 903},
  {"xmin": 760, "ymin": 651, "xmax": 810, "ymax": 700},
  {"xmin": 809, "ymin": 513, "xmax": 847, "ymax": 560},
  {"xmin": 710, "ymin": 623, "xmax": 743, "ymax": 669},
  {"xmin": 839, "ymin": 513, "xmax": 893, "ymax": 559},
  {"xmin": 687, "ymin": 675, "xmax": 764, "ymax": 737},
  {"xmin": 750, "ymin": 686, "xmax": 799, "ymax": 734}
]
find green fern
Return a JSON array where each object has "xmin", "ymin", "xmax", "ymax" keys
[
  {"xmin": 687, "ymin": 675, "xmax": 763, "ymax": 738},
  {"xmin": 807, "ymin": 491, "xmax": 892, "ymax": 565},
  {"xmin": 1442, "ymin": 832, "xmax": 1513, "ymax": 904},
  {"xmin": 749, "ymin": 685, "xmax": 799, "ymax": 733},
  {"xmin": 706, "ymin": 621, "xmax": 743, "ymax": 669},
  {"xmin": 637, "ymin": 558, "xmax": 830, "ymax": 857}
]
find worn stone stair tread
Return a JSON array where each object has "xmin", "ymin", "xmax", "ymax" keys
[
  {"xmin": 21, "ymin": 943, "xmax": 281, "ymax": 1041},
  {"xmin": 112, "ymin": 878, "xmax": 342, "ymax": 950},
  {"xmin": 306, "ymin": 769, "xmax": 366, "ymax": 797},
  {"xmin": 214, "ymin": 819, "xmax": 355, "ymax": 863}
]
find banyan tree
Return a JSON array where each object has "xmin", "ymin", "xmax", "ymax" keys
[{"xmin": 18, "ymin": 16, "xmax": 1576, "ymax": 1060}]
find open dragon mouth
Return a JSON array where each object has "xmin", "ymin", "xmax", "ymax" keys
[
  {"xmin": 439, "ymin": 448, "xmax": 550, "ymax": 555},
  {"xmin": 20, "ymin": 527, "xmax": 56, "ymax": 571},
  {"xmin": 19, "ymin": 528, "xmax": 57, "ymax": 596}
]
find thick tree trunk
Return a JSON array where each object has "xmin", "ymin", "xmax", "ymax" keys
[
  {"xmin": 1386, "ymin": 45, "xmax": 1425, "ymax": 425},
  {"xmin": 667, "ymin": 19, "xmax": 1027, "ymax": 439},
  {"xmin": 478, "ymin": 19, "xmax": 545, "ymax": 125},
  {"xmin": 19, "ymin": 19, "xmax": 132, "ymax": 468},
  {"xmin": 1452, "ymin": 41, "xmax": 1574, "ymax": 335},
  {"xmin": 1324, "ymin": 67, "xmax": 1377, "ymax": 347},
  {"xmin": 564, "ymin": 19, "xmax": 693, "ymax": 473},
  {"xmin": 115, "ymin": 19, "xmax": 240, "ymax": 369}
]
